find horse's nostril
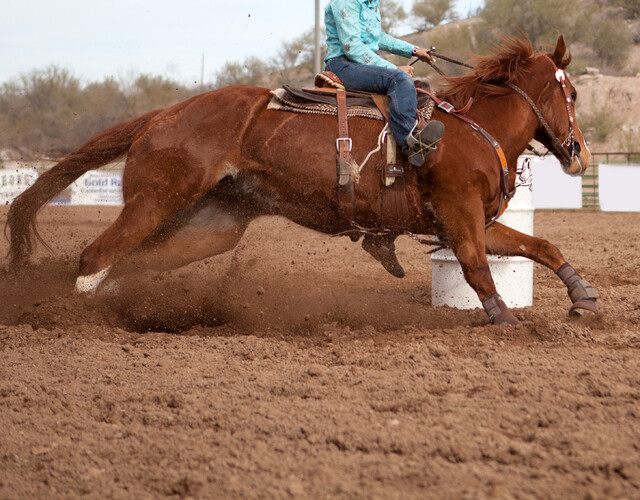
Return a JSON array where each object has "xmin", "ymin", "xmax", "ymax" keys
[{"xmin": 572, "ymin": 141, "xmax": 581, "ymax": 155}]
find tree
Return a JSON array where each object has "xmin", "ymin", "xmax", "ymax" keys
[
  {"xmin": 412, "ymin": 0, "xmax": 458, "ymax": 30},
  {"xmin": 610, "ymin": 0, "xmax": 640, "ymax": 19},
  {"xmin": 479, "ymin": 0, "xmax": 578, "ymax": 47},
  {"xmin": 271, "ymin": 28, "xmax": 326, "ymax": 85},
  {"xmin": 590, "ymin": 17, "xmax": 633, "ymax": 69},
  {"xmin": 213, "ymin": 56, "xmax": 272, "ymax": 89},
  {"xmin": 280, "ymin": 30, "xmax": 316, "ymax": 68},
  {"xmin": 0, "ymin": 66, "xmax": 83, "ymax": 152},
  {"xmin": 381, "ymin": 0, "xmax": 408, "ymax": 35},
  {"xmin": 0, "ymin": 67, "xmax": 195, "ymax": 154}
]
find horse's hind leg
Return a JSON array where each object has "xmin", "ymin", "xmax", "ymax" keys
[
  {"xmin": 75, "ymin": 155, "xmax": 227, "ymax": 294},
  {"xmin": 75, "ymin": 192, "xmax": 183, "ymax": 293},
  {"xmin": 112, "ymin": 200, "xmax": 252, "ymax": 276},
  {"xmin": 485, "ymin": 222, "xmax": 598, "ymax": 316}
]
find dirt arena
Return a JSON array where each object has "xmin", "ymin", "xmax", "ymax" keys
[{"xmin": 1, "ymin": 205, "xmax": 639, "ymax": 499}]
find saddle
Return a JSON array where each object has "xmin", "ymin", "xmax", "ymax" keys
[
  {"xmin": 288, "ymin": 74, "xmax": 433, "ymax": 111},
  {"xmin": 268, "ymin": 72, "xmax": 437, "ymax": 228}
]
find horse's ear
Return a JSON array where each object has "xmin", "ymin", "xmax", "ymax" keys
[{"xmin": 552, "ymin": 35, "xmax": 571, "ymax": 69}]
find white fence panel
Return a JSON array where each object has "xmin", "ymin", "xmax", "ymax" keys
[
  {"xmin": 530, "ymin": 156, "xmax": 582, "ymax": 209},
  {"xmin": 598, "ymin": 164, "xmax": 640, "ymax": 212}
]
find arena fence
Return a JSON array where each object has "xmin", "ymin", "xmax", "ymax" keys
[
  {"xmin": 583, "ymin": 152, "xmax": 640, "ymax": 209},
  {"xmin": 2, "ymin": 154, "xmax": 640, "ymax": 209}
]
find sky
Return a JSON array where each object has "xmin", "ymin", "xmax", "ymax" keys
[{"xmin": 1, "ymin": 0, "xmax": 484, "ymax": 87}]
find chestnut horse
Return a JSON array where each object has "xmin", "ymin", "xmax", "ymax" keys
[{"xmin": 6, "ymin": 35, "xmax": 598, "ymax": 325}]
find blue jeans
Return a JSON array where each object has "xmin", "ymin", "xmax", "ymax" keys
[{"xmin": 325, "ymin": 56, "xmax": 417, "ymax": 145}]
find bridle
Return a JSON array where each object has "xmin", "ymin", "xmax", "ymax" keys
[
  {"xmin": 335, "ymin": 49, "xmax": 587, "ymax": 243},
  {"xmin": 421, "ymin": 50, "xmax": 585, "ymax": 175},
  {"xmin": 507, "ymin": 67, "xmax": 584, "ymax": 175}
]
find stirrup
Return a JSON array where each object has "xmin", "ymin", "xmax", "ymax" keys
[{"xmin": 404, "ymin": 120, "xmax": 444, "ymax": 167}]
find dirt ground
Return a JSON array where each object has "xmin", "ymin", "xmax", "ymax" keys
[{"xmin": 1, "ymin": 206, "xmax": 639, "ymax": 499}]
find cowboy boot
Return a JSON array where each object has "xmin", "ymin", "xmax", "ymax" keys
[
  {"xmin": 403, "ymin": 119, "xmax": 444, "ymax": 167},
  {"xmin": 362, "ymin": 234, "xmax": 405, "ymax": 278}
]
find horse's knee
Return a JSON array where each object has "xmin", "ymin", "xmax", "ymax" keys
[{"xmin": 464, "ymin": 264, "xmax": 495, "ymax": 297}]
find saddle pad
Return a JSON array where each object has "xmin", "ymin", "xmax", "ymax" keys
[
  {"xmin": 268, "ymin": 86, "xmax": 434, "ymax": 122},
  {"xmin": 268, "ymin": 88, "xmax": 383, "ymax": 120}
]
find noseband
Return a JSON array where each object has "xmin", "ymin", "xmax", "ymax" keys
[{"xmin": 507, "ymin": 68, "xmax": 583, "ymax": 173}]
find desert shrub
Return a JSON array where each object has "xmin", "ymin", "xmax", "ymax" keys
[
  {"xmin": 590, "ymin": 17, "xmax": 633, "ymax": 69},
  {"xmin": 477, "ymin": 0, "xmax": 579, "ymax": 47},
  {"xmin": 617, "ymin": 129, "xmax": 640, "ymax": 161},
  {"xmin": 609, "ymin": 0, "xmax": 640, "ymax": 19},
  {"xmin": 581, "ymin": 104, "xmax": 621, "ymax": 142}
]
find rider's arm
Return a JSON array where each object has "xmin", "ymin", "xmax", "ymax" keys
[{"xmin": 379, "ymin": 33, "xmax": 415, "ymax": 60}]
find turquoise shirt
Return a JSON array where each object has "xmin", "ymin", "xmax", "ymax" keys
[{"xmin": 324, "ymin": 0, "xmax": 415, "ymax": 69}]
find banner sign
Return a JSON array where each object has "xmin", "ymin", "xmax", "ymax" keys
[
  {"xmin": 0, "ymin": 168, "xmax": 39, "ymax": 204},
  {"xmin": 70, "ymin": 171, "xmax": 123, "ymax": 206}
]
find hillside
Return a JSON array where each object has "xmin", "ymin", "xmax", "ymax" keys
[
  {"xmin": 574, "ymin": 72, "xmax": 640, "ymax": 153},
  {"xmin": 0, "ymin": 17, "xmax": 637, "ymax": 161},
  {"xmin": 404, "ymin": 23, "xmax": 640, "ymax": 154}
]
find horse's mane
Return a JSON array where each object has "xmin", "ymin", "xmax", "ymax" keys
[{"xmin": 437, "ymin": 35, "xmax": 561, "ymax": 109}]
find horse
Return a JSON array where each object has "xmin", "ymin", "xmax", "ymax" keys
[{"xmin": 6, "ymin": 34, "xmax": 598, "ymax": 326}]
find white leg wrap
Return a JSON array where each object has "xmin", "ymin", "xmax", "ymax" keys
[{"xmin": 75, "ymin": 267, "xmax": 111, "ymax": 295}]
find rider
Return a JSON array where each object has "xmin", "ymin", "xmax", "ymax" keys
[
  {"xmin": 324, "ymin": 0, "xmax": 444, "ymax": 278},
  {"xmin": 324, "ymin": 0, "xmax": 444, "ymax": 167}
]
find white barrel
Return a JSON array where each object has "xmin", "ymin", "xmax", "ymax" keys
[{"xmin": 431, "ymin": 156, "xmax": 534, "ymax": 309}]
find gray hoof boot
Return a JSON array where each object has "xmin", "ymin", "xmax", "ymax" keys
[
  {"xmin": 481, "ymin": 293, "xmax": 520, "ymax": 325},
  {"xmin": 556, "ymin": 263, "xmax": 599, "ymax": 316}
]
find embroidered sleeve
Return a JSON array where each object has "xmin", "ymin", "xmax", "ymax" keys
[
  {"xmin": 379, "ymin": 33, "xmax": 415, "ymax": 59},
  {"xmin": 329, "ymin": 0, "xmax": 396, "ymax": 68}
]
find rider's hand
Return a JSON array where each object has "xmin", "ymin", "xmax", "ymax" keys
[
  {"xmin": 413, "ymin": 47, "xmax": 436, "ymax": 63},
  {"xmin": 398, "ymin": 65, "xmax": 415, "ymax": 77}
]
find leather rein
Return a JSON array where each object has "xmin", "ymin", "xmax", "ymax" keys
[
  {"xmin": 416, "ymin": 87, "xmax": 513, "ymax": 228},
  {"xmin": 414, "ymin": 49, "xmax": 583, "ymax": 226},
  {"xmin": 422, "ymin": 50, "xmax": 581, "ymax": 168}
]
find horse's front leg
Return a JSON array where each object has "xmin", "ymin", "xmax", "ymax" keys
[
  {"xmin": 485, "ymin": 222, "xmax": 598, "ymax": 316},
  {"xmin": 434, "ymin": 199, "xmax": 520, "ymax": 326}
]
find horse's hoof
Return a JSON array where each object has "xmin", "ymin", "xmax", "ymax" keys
[
  {"xmin": 75, "ymin": 267, "xmax": 111, "ymax": 295},
  {"xmin": 493, "ymin": 311, "xmax": 520, "ymax": 326},
  {"xmin": 482, "ymin": 293, "xmax": 520, "ymax": 326},
  {"xmin": 569, "ymin": 298, "xmax": 599, "ymax": 317},
  {"xmin": 378, "ymin": 254, "xmax": 405, "ymax": 279}
]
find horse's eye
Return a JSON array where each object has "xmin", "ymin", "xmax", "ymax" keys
[{"xmin": 570, "ymin": 91, "xmax": 577, "ymax": 102}]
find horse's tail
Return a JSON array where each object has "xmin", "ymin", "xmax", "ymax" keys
[{"xmin": 6, "ymin": 109, "xmax": 161, "ymax": 267}]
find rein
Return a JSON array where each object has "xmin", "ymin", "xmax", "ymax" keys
[
  {"xmin": 416, "ymin": 87, "xmax": 515, "ymax": 228},
  {"xmin": 420, "ymin": 49, "xmax": 580, "ymax": 171},
  {"xmin": 335, "ymin": 49, "xmax": 580, "ymax": 243},
  {"xmin": 508, "ymin": 74, "xmax": 576, "ymax": 167},
  {"xmin": 410, "ymin": 47, "xmax": 474, "ymax": 76}
]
